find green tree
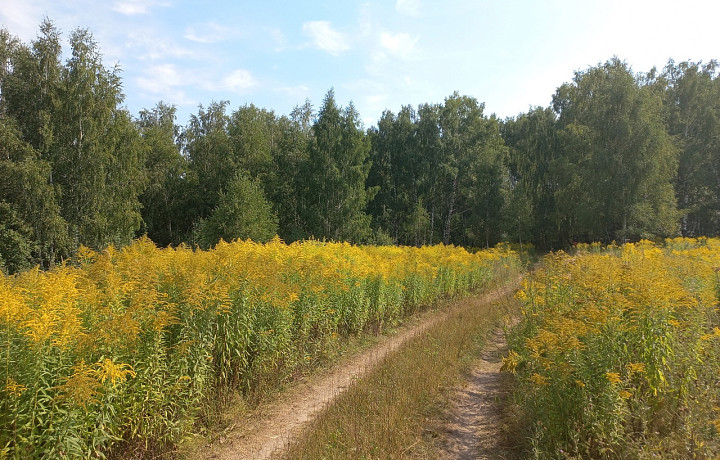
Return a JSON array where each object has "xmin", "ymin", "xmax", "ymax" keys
[
  {"xmin": 503, "ymin": 109, "xmax": 549, "ymax": 246},
  {"xmin": 0, "ymin": 120, "xmax": 69, "ymax": 267},
  {"xmin": 269, "ymin": 103, "xmax": 312, "ymax": 242},
  {"xmin": 659, "ymin": 60, "xmax": 720, "ymax": 236},
  {"xmin": 7, "ymin": 23, "xmax": 148, "ymax": 249},
  {"xmin": 0, "ymin": 20, "xmax": 62, "ymax": 153},
  {"xmin": 437, "ymin": 93, "xmax": 507, "ymax": 246},
  {"xmin": 227, "ymin": 104, "xmax": 277, "ymax": 181},
  {"xmin": 0, "ymin": 202, "xmax": 34, "ymax": 274},
  {"xmin": 553, "ymin": 58, "xmax": 679, "ymax": 242},
  {"xmin": 137, "ymin": 102, "xmax": 191, "ymax": 246},
  {"xmin": 367, "ymin": 106, "xmax": 424, "ymax": 244},
  {"xmin": 182, "ymin": 101, "xmax": 233, "ymax": 220},
  {"xmin": 193, "ymin": 172, "xmax": 278, "ymax": 248},
  {"xmin": 0, "ymin": 25, "xmax": 70, "ymax": 266},
  {"xmin": 415, "ymin": 102, "xmax": 444, "ymax": 243},
  {"xmin": 302, "ymin": 90, "xmax": 375, "ymax": 242}
]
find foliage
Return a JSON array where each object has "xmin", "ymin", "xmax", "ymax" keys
[
  {"xmin": 0, "ymin": 20, "xmax": 145, "ymax": 261},
  {"xmin": 136, "ymin": 102, "xmax": 190, "ymax": 247},
  {"xmin": 302, "ymin": 89, "xmax": 375, "ymax": 242},
  {"xmin": 504, "ymin": 59, "xmax": 681, "ymax": 248},
  {"xmin": 554, "ymin": 58, "xmax": 679, "ymax": 241},
  {"xmin": 367, "ymin": 94, "xmax": 508, "ymax": 247},
  {"xmin": 657, "ymin": 60, "xmax": 720, "ymax": 236},
  {"xmin": 0, "ymin": 237, "xmax": 518, "ymax": 458},
  {"xmin": 193, "ymin": 172, "xmax": 278, "ymax": 248},
  {"xmin": 505, "ymin": 238, "xmax": 720, "ymax": 458},
  {"xmin": 4, "ymin": 19, "xmax": 720, "ymax": 255},
  {"xmin": 0, "ymin": 203, "xmax": 34, "ymax": 274}
]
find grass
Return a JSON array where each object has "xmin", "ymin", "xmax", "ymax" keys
[
  {"xmin": 283, "ymin": 271, "xmax": 521, "ymax": 459},
  {"xmin": 179, "ymin": 318, "xmax": 392, "ymax": 456}
]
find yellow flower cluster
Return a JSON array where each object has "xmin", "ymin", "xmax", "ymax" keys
[
  {"xmin": 0, "ymin": 236, "xmax": 519, "ymax": 458},
  {"xmin": 507, "ymin": 238, "xmax": 720, "ymax": 458}
]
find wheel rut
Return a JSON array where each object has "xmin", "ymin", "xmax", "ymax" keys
[
  {"xmin": 436, "ymin": 327, "xmax": 515, "ymax": 459},
  {"xmin": 196, "ymin": 284, "xmax": 517, "ymax": 460}
]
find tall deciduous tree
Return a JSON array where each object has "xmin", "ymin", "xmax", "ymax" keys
[
  {"xmin": 182, "ymin": 101, "xmax": 233, "ymax": 221},
  {"xmin": 228, "ymin": 104, "xmax": 276, "ymax": 181},
  {"xmin": 659, "ymin": 60, "xmax": 720, "ymax": 236},
  {"xmin": 414, "ymin": 102, "xmax": 443, "ymax": 243},
  {"xmin": 367, "ymin": 106, "xmax": 426, "ymax": 245},
  {"xmin": 553, "ymin": 58, "xmax": 679, "ymax": 242},
  {"xmin": 51, "ymin": 28, "xmax": 146, "ymax": 248},
  {"xmin": 269, "ymin": 102, "xmax": 312, "ymax": 242},
  {"xmin": 0, "ymin": 26, "xmax": 70, "ymax": 268},
  {"xmin": 2, "ymin": 21, "xmax": 145, "ymax": 261},
  {"xmin": 438, "ymin": 93, "xmax": 507, "ymax": 247},
  {"xmin": 0, "ymin": 120, "xmax": 69, "ymax": 269},
  {"xmin": 137, "ymin": 102, "xmax": 190, "ymax": 246}
]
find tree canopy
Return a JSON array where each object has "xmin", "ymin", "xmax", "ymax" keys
[{"xmin": 3, "ymin": 21, "xmax": 720, "ymax": 271}]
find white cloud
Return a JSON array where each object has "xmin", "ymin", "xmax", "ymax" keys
[
  {"xmin": 0, "ymin": 1, "xmax": 44, "ymax": 41},
  {"xmin": 221, "ymin": 69, "xmax": 257, "ymax": 93},
  {"xmin": 358, "ymin": 3, "xmax": 375, "ymax": 38},
  {"xmin": 380, "ymin": 32, "xmax": 418, "ymax": 58},
  {"xmin": 184, "ymin": 22, "xmax": 236, "ymax": 44},
  {"xmin": 275, "ymin": 84, "xmax": 311, "ymax": 100},
  {"xmin": 134, "ymin": 63, "xmax": 199, "ymax": 107},
  {"xmin": 136, "ymin": 63, "xmax": 185, "ymax": 93},
  {"xmin": 269, "ymin": 28, "xmax": 287, "ymax": 51},
  {"xmin": 302, "ymin": 21, "xmax": 350, "ymax": 56},
  {"xmin": 112, "ymin": 0, "xmax": 167, "ymax": 15},
  {"xmin": 126, "ymin": 31, "xmax": 196, "ymax": 61},
  {"xmin": 365, "ymin": 93, "xmax": 389, "ymax": 115},
  {"xmin": 137, "ymin": 63, "xmax": 255, "ymax": 101},
  {"xmin": 396, "ymin": 0, "xmax": 421, "ymax": 17}
]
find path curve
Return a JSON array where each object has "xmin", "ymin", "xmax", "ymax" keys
[{"xmin": 200, "ymin": 282, "xmax": 518, "ymax": 460}]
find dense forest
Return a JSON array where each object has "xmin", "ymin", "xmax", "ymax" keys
[{"xmin": 1, "ymin": 21, "xmax": 719, "ymax": 272}]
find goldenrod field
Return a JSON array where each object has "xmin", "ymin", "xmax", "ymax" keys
[
  {"xmin": 0, "ymin": 237, "xmax": 518, "ymax": 458},
  {"xmin": 505, "ymin": 238, "xmax": 720, "ymax": 458}
]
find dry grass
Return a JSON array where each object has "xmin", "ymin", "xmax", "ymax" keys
[{"xmin": 283, "ymin": 273, "xmax": 521, "ymax": 459}]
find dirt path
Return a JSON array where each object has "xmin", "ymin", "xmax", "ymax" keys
[
  {"xmin": 436, "ymin": 327, "xmax": 515, "ymax": 459},
  {"xmin": 197, "ymin": 283, "xmax": 517, "ymax": 460}
]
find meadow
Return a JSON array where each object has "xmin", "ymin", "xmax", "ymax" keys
[
  {"xmin": 504, "ymin": 238, "xmax": 720, "ymax": 458},
  {"xmin": 0, "ymin": 237, "xmax": 517, "ymax": 458}
]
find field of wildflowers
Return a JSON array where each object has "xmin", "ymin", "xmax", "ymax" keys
[
  {"xmin": 504, "ymin": 238, "xmax": 720, "ymax": 458},
  {"xmin": 0, "ymin": 237, "xmax": 517, "ymax": 458}
]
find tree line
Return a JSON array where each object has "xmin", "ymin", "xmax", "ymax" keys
[{"xmin": 1, "ymin": 21, "xmax": 719, "ymax": 272}]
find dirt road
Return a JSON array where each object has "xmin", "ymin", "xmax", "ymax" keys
[
  {"xmin": 436, "ymin": 327, "xmax": 515, "ymax": 459},
  {"xmin": 198, "ymin": 283, "xmax": 517, "ymax": 460}
]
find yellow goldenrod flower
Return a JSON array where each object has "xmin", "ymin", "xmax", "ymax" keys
[
  {"xmin": 500, "ymin": 350, "xmax": 521, "ymax": 373},
  {"xmin": 530, "ymin": 373, "xmax": 549, "ymax": 386},
  {"xmin": 605, "ymin": 372, "xmax": 622, "ymax": 385},
  {"xmin": 4, "ymin": 378, "xmax": 27, "ymax": 398},
  {"xmin": 626, "ymin": 362, "xmax": 646, "ymax": 374},
  {"xmin": 96, "ymin": 359, "xmax": 136, "ymax": 386}
]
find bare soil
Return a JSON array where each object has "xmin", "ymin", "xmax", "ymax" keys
[
  {"xmin": 435, "ymin": 327, "xmax": 516, "ymax": 459},
  {"xmin": 193, "ymin": 285, "xmax": 516, "ymax": 460}
]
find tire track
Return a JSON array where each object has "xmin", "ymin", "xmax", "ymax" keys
[{"xmin": 198, "ymin": 283, "xmax": 518, "ymax": 460}]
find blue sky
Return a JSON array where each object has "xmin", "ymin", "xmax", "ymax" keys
[{"xmin": 2, "ymin": 0, "xmax": 719, "ymax": 127}]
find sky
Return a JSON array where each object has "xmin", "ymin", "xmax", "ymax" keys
[{"xmin": 1, "ymin": 0, "xmax": 719, "ymax": 127}]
